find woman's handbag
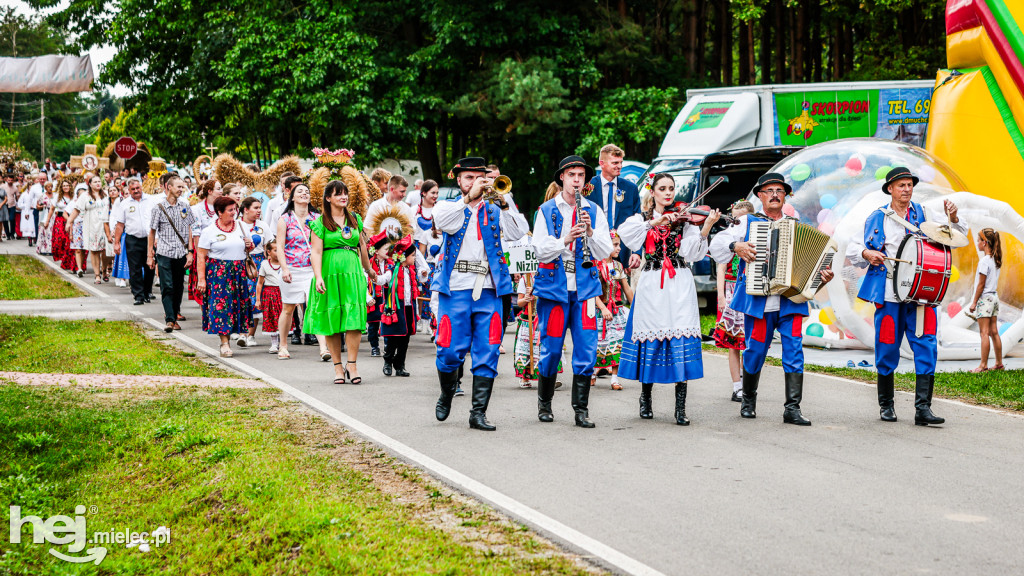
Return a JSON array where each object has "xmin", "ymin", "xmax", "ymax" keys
[{"xmin": 238, "ymin": 220, "xmax": 259, "ymax": 281}]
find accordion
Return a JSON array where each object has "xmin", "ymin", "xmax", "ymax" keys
[{"xmin": 745, "ymin": 219, "xmax": 837, "ymax": 303}]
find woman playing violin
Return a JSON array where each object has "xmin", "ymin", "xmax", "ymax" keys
[{"xmin": 616, "ymin": 172, "xmax": 721, "ymax": 426}]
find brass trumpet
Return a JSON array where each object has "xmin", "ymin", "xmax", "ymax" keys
[{"xmin": 482, "ymin": 175, "xmax": 512, "ymax": 203}]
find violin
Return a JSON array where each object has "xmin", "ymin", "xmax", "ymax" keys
[
  {"xmin": 661, "ymin": 177, "xmax": 734, "ymax": 226},
  {"xmin": 665, "ymin": 201, "xmax": 736, "ymax": 225}
]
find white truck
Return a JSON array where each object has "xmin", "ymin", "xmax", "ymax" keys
[{"xmin": 643, "ymin": 80, "xmax": 935, "ymax": 304}]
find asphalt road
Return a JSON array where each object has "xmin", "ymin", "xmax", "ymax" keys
[{"xmin": 22, "ymin": 246, "xmax": 1024, "ymax": 575}]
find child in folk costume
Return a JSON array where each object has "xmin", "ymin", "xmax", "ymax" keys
[
  {"xmin": 713, "ymin": 201, "xmax": 754, "ymax": 401},
  {"xmin": 512, "ymin": 274, "xmax": 566, "ymax": 389},
  {"xmin": 617, "ymin": 173, "xmax": 721, "ymax": 426},
  {"xmin": 594, "ymin": 232, "xmax": 633, "ymax": 390},
  {"xmin": 414, "ymin": 180, "xmax": 439, "ymax": 332},
  {"xmin": 420, "ymin": 224, "xmax": 443, "ymax": 339},
  {"xmin": 968, "ymin": 228, "xmax": 1004, "ymax": 373},
  {"xmin": 366, "ymin": 232, "xmax": 394, "ymax": 357},
  {"xmin": 256, "ymin": 238, "xmax": 284, "ymax": 354},
  {"xmin": 378, "ymin": 235, "xmax": 429, "ymax": 377}
]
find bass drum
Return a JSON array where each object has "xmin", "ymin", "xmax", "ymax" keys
[{"xmin": 892, "ymin": 235, "xmax": 952, "ymax": 305}]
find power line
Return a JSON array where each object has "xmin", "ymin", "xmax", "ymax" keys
[{"xmin": 0, "ymin": 99, "xmax": 44, "ymax": 107}]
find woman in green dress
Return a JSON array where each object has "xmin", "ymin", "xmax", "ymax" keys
[{"xmin": 305, "ymin": 180, "xmax": 375, "ymax": 384}]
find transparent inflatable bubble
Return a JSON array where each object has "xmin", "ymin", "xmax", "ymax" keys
[{"xmin": 747, "ymin": 138, "xmax": 1024, "ymax": 360}]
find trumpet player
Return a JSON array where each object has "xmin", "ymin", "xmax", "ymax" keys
[
  {"xmin": 431, "ymin": 157, "xmax": 527, "ymax": 431},
  {"xmin": 532, "ymin": 156, "xmax": 614, "ymax": 428}
]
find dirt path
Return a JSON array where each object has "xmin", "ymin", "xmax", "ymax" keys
[{"xmin": 0, "ymin": 371, "xmax": 267, "ymax": 389}]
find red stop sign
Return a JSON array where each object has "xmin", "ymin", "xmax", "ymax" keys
[{"xmin": 114, "ymin": 136, "xmax": 138, "ymax": 160}]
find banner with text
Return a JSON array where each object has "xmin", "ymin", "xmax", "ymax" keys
[
  {"xmin": 774, "ymin": 90, "xmax": 878, "ymax": 146},
  {"xmin": 773, "ymin": 88, "xmax": 932, "ymax": 148}
]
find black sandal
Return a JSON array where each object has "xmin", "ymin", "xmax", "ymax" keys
[
  {"xmin": 346, "ymin": 361, "xmax": 362, "ymax": 385},
  {"xmin": 333, "ymin": 362, "xmax": 345, "ymax": 385}
]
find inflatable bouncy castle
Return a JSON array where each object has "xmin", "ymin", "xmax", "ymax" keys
[{"xmin": 927, "ymin": 0, "xmax": 1024, "ymax": 211}]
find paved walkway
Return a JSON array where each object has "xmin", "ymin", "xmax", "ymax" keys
[
  {"xmin": 7, "ymin": 243, "xmax": 1024, "ymax": 575},
  {"xmin": 0, "ymin": 371, "xmax": 266, "ymax": 388}
]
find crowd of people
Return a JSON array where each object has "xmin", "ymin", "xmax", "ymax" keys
[{"xmin": 0, "ymin": 143, "xmax": 1005, "ymax": 431}]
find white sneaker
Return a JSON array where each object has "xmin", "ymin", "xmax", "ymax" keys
[
  {"xmin": 268, "ymin": 343, "xmax": 279, "ymax": 354},
  {"xmin": 236, "ymin": 334, "xmax": 247, "ymax": 347},
  {"xmin": 245, "ymin": 335, "xmax": 257, "ymax": 347}
]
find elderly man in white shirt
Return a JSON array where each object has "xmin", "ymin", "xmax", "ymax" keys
[{"xmin": 112, "ymin": 179, "xmax": 158, "ymax": 304}]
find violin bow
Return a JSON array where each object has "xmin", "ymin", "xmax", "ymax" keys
[{"xmin": 686, "ymin": 176, "xmax": 726, "ymax": 208}]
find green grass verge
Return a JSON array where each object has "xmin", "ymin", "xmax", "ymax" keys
[
  {"xmin": 0, "ymin": 385, "xmax": 593, "ymax": 575},
  {"xmin": 0, "ymin": 315, "xmax": 233, "ymax": 378},
  {"xmin": 0, "ymin": 255, "xmax": 82, "ymax": 300},
  {"xmin": 701, "ymin": 315, "xmax": 1024, "ymax": 411},
  {"xmin": 763, "ymin": 356, "xmax": 1024, "ymax": 411}
]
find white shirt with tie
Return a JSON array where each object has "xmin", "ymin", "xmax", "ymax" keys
[{"xmin": 601, "ymin": 176, "xmax": 617, "ymax": 229}]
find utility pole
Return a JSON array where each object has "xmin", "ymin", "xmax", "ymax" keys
[{"xmin": 40, "ymin": 99, "xmax": 45, "ymax": 161}]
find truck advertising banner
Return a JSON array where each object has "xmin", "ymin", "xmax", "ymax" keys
[
  {"xmin": 874, "ymin": 87, "xmax": 931, "ymax": 146},
  {"xmin": 774, "ymin": 88, "xmax": 931, "ymax": 147},
  {"xmin": 678, "ymin": 101, "xmax": 734, "ymax": 132}
]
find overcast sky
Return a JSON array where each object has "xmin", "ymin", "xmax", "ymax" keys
[{"xmin": 11, "ymin": 0, "xmax": 128, "ymax": 97}]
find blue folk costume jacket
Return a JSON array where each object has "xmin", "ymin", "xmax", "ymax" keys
[
  {"xmin": 430, "ymin": 202, "xmax": 514, "ymax": 297},
  {"xmin": 856, "ymin": 201, "xmax": 927, "ymax": 305},
  {"xmin": 532, "ymin": 199, "xmax": 603, "ymax": 303},
  {"xmin": 729, "ymin": 214, "xmax": 810, "ymax": 319}
]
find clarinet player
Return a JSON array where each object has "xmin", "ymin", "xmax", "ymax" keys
[
  {"xmin": 532, "ymin": 156, "xmax": 613, "ymax": 428},
  {"xmin": 709, "ymin": 173, "xmax": 834, "ymax": 426}
]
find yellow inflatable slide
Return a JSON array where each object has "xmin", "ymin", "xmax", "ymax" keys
[{"xmin": 926, "ymin": 0, "xmax": 1024, "ymax": 214}]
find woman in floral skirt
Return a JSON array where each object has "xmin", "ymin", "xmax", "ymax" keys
[
  {"xmin": 196, "ymin": 196, "xmax": 254, "ymax": 357},
  {"xmin": 52, "ymin": 178, "xmax": 75, "ymax": 271}
]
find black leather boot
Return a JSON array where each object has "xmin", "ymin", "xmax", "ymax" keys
[
  {"xmin": 537, "ymin": 374, "xmax": 556, "ymax": 422},
  {"xmin": 674, "ymin": 382, "xmax": 689, "ymax": 426},
  {"xmin": 435, "ymin": 369, "xmax": 459, "ymax": 421},
  {"xmin": 914, "ymin": 373, "xmax": 944, "ymax": 426},
  {"xmin": 469, "ymin": 375, "xmax": 496, "ymax": 431},
  {"xmin": 740, "ymin": 369, "xmax": 760, "ymax": 419},
  {"xmin": 571, "ymin": 374, "xmax": 595, "ymax": 428},
  {"xmin": 878, "ymin": 373, "xmax": 897, "ymax": 422},
  {"xmin": 782, "ymin": 372, "xmax": 811, "ymax": 426},
  {"xmin": 639, "ymin": 383, "xmax": 653, "ymax": 419}
]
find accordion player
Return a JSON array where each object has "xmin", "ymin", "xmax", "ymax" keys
[{"xmin": 709, "ymin": 172, "xmax": 835, "ymax": 427}]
